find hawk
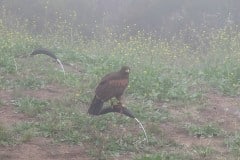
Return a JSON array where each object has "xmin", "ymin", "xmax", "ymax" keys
[{"xmin": 88, "ymin": 66, "xmax": 130, "ymax": 115}]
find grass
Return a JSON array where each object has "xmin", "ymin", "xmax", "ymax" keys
[
  {"xmin": 192, "ymin": 145, "xmax": 214, "ymax": 158},
  {"xmin": 13, "ymin": 96, "xmax": 49, "ymax": 117},
  {"xmin": 1, "ymin": 18, "xmax": 240, "ymax": 159},
  {"xmin": 0, "ymin": 124, "xmax": 13, "ymax": 145},
  {"xmin": 15, "ymin": 75, "xmax": 46, "ymax": 90},
  {"xmin": 0, "ymin": 122, "xmax": 37, "ymax": 145},
  {"xmin": 226, "ymin": 132, "xmax": 240, "ymax": 156},
  {"xmin": 185, "ymin": 123, "xmax": 222, "ymax": 138},
  {"xmin": 135, "ymin": 152, "xmax": 193, "ymax": 160}
]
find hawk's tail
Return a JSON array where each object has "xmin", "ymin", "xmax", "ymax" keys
[{"xmin": 88, "ymin": 95, "xmax": 104, "ymax": 115}]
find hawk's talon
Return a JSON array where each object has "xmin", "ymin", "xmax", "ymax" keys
[{"xmin": 112, "ymin": 103, "xmax": 124, "ymax": 114}]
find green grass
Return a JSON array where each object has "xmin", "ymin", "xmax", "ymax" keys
[
  {"xmin": 0, "ymin": 55, "xmax": 16, "ymax": 74},
  {"xmin": 185, "ymin": 123, "xmax": 222, "ymax": 138},
  {"xmin": 13, "ymin": 97, "xmax": 49, "ymax": 117},
  {"xmin": 2, "ymin": 24, "xmax": 240, "ymax": 99},
  {"xmin": 0, "ymin": 124, "xmax": 13, "ymax": 145},
  {"xmin": 225, "ymin": 132, "xmax": 240, "ymax": 156},
  {"xmin": 135, "ymin": 152, "xmax": 193, "ymax": 160},
  {"xmin": 192, "ymin": 145, "xmax": 214, "ymax": 158},
  {"xmin": 0, "ymin": 122, "xmax": 37, "ymax": 146},
  {"xmin": 12, "ymin": 122, "xmax": 37, "ymax": 143},
  {"xmin": 15, "ymin": 75, "xmax": 46, "ymax": 89},
  {"xmin": 1, "ymin": 19, "xmax": 240, "ymax": 159}
]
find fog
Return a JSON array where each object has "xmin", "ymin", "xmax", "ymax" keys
[{"xmin": 1, "ymin": 0, "xmax": 240, "ymax": 38}]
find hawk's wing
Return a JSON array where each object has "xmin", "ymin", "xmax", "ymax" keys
[{"xmin": 95, "ymin": 72, "xmax": 128, "ymax": 101}]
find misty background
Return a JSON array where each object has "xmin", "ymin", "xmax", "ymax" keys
[{"xmin": 0, "ymin": 0, "xmax": 240, "ymax": 40}]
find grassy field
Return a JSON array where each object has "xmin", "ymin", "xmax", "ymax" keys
[{"xmin": 1, "ymin": 20, "xmax": 240, "ymax": 160}]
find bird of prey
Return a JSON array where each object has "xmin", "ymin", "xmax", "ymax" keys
[{"xmin": 88, "ymin": 66, "xmax": 130, "ymax": 115}]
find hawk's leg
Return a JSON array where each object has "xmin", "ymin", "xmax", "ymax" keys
[
  {"xmin": 110, "ymin": 99, "xmax": 115, "ymax": 107},
  {"xmin": 116, "ymin": 96, "xmax": 123, "ymax": 104},
  {"xmin": 115, "ymin": 96, "xmax": 124, "ymax": 113}
]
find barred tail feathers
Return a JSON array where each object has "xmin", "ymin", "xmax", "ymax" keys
[{"xmin": 88, "ymin": 95, "xmax": 104, "ymax": 115}]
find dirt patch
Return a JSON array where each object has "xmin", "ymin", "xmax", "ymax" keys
[
  {"xmin": 159, "ymin": 92, "xmax": 240, "ymax": 158},
  {"xmin": 0, "ymin": 105, "xmax": 32, "ymax": 126},
  {"xmin": 201, "ymin": 92, "xmax": 240, "ymax": 132},
  {"xmin": 0, "ymin": 90, "xmax": 12, "ymax": 103},
  {"xmin": 0, "ymin": 84, "xmax": 70, "ymax": 127},
  {"xmin": 0, "ymin": 87, "xmax": 92, "ymax": 160},
  {"xmin": 1, "ymin": 85, "xmax": 240, "ymax": 159},
  {"xmin": 16, "ymin": 84, "xmax": 71, "ymax": 101},
  {"xmin": 0, "ymin": 137, "xmax": 90, "ymax": 160},
  {"xmin": 160, "ymin": 122, "xmax": 229, "ymax": 160},
  {"xmin": 0, "ymin": 90, "xmax": 31, "ymax": 126}
]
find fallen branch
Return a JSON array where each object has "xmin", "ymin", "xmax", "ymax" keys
[
  {"xmin": 31, "ymin": 48, "xmax": 65, "ymax": 76},
  {"xmin": 92, "ymin": 103, "xmax": 149, "ymax": 143}
]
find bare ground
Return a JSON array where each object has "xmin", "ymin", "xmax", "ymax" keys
[
  {"xmin": 0, "ymin": 137, "xmax": 90, "ymax": 160},
  {"xmin": 1, "ymin": 85, "xmax": 240, "ymax": 159},
  {"xmin": 0, "ymin": 86, "xmax": 92, "ymax": 160},
  {"xmin": 161, "ymin": 91, "xmax": 240, "ymax": 159}
]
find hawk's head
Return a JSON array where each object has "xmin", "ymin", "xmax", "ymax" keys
[{"xmin": 120, "ymin": 66, "xmax": 130, "ymax": 74}]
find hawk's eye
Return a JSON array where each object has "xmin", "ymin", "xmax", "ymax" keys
[{"xmin": 125, "ymin": 69, "xmax": 130, "ymax": 73}]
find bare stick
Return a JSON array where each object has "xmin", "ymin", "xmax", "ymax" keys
[{"xmin": 134, "ymin": 118, "xmax": 148, "ymax": 143}]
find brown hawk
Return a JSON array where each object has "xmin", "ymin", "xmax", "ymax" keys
[{"xmin": 88, "ymin": 66, "xmax": 130, "ymax": 115}]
